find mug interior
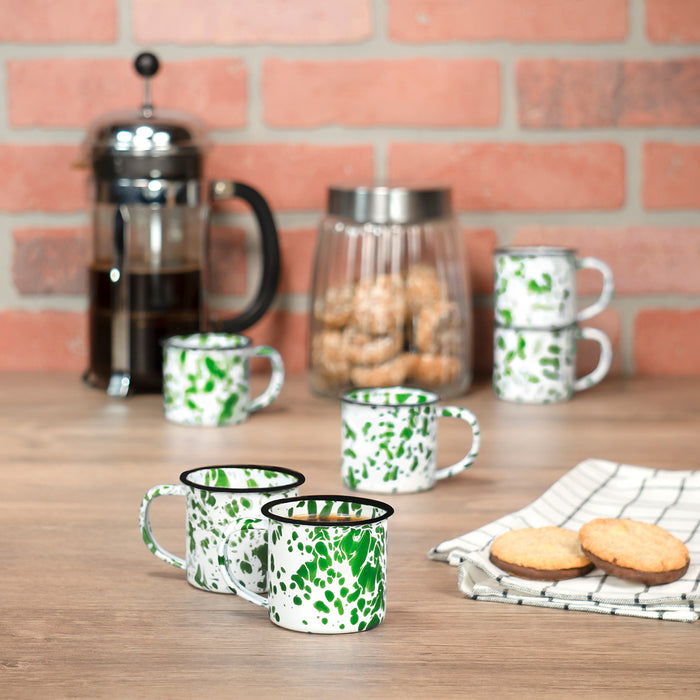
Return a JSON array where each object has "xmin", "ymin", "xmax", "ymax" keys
[
  {"xmin": 263, "ymin": 495, "xmax": 394, "ymax": 526},
  {"xmin": 180, "ymin": 465, "xmax": 305, "ymax": 492},
  {"xmin": 165, "ymin": 333, "xmax": 251, "ymax": 351},
  {"xmin": 342, "ymin": 386, "xmax": 438, "ymax": 407}
]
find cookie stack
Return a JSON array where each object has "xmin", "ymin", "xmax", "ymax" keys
[
  {"xmin": 309, "ymin": 185, "xmax": 473, "ymax": 399},
  {"xmin": 491, "ymin": 245, "xmax": 615, "ymax": 404},
  {"xmin": 490, "ymin": 519, "xmax": 690, "ymax": 586}
]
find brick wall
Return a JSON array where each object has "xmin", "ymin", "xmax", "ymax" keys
[{"xmin": 1, "ymin": 0, "xmax": 699, "ymax": 378}]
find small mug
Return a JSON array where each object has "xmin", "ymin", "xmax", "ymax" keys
[
  {"xmin": 492, "ymin": 324, "xmax": 613, "ymax": 404},
  {"xmin": 494, "ymin": 246, "xmax": 614, "ymax": 328},
  {"xmin": 139, "ymin": 465, "xmax": 305, "ymax": 593},
  {"xmin": 163, "ymin": 332, "xmax": 284, "ymax": 426},
  {"xmin": 219, "ymin": 495, "xmax": 394, "ymax": 634},
  {"xmin": 340, "ymin": 386, "xmax": 480, "ymax": 494}
]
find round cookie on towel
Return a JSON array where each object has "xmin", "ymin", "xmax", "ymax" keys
[
  {"xmin": 490, "ymin": 526, "xmax": 594, "ymax": 581},
  {"xmin": 579, "ymin": 518, "xmax": 690, "ymax": 586}
]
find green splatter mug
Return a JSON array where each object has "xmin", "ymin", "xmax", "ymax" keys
[
  {"xmin": 162, "ymin": 333, "xmax": 284, "ymax": 426},
  {"xmin": 493, "ymin": 324, "xmax": 613, "ymax": 404},
  {"xmin": 139, "ymin": 465, "xmax": 305, "ymax": 594},
  {"xmin": 219, "ymin": 495, "xmax": 393, "ymax": 634},
  {"xmin": 494, "ymin": 246, "xmax": 614, "ymax": 328},
  {"xmin": 340, "ymin": 386, "xmax": 480, "ymax": 494}
]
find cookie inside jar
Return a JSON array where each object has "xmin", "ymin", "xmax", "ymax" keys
[{"xmin": 309, "ymin": 185, "xmax": 472, "ymax": 399}]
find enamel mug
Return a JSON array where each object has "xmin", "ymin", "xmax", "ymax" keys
[
  {"xmin": 494, "ymin": 246, "xmax": 614, "ymax": 328},
  {"xmin": 340, "ymin": 386, "xmax": 480, "ymax": 494},
  {"xmin": 219, "ymin": 495, "xmax": 394, "ymax": 634},
  {"xmin": 139, "ymin": 465, "xmax": 305, "ymax": 593},
  {"xmin": 493, "ymin": 324, "xmax": 613, "ymax": 404}
]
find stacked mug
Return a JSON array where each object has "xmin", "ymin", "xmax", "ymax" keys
[{"xmin": 492, "ymin": 246, "xmax": 614, "ymax": 404}]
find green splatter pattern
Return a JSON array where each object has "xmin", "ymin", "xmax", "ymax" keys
[
  {"xmin": 494, "ymin": 249, "xmax": 613, "ymax": 328},
  {"xmin": 263, "ymin": 498, "xmax": 391, "ymax": 634},
  {"xmin": 492, "ymin": 326, "xmax": 612, "ymax": 404},
  {"xmin": 162, "ymin": 333, "xmax": 284, "ymax": 427},
  {"xmin": 139, "ymin": 466, "xmax": 301, "ymax": 594},
  {"xmin": 340, "ymin": 386, "xmax": 480, "ymax": 494}
]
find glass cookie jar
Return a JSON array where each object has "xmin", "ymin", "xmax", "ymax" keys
[{"xmin": 309, "ymin": 184, "xmax": 472, "ymax": 398}]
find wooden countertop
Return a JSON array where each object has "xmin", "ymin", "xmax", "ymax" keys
[{"xmin": 2, "ymin": 372, "xmax": 699, "ymax": 698}]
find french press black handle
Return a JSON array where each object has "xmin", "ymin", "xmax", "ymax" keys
[{"xmin": 209, "ymin": 181, "xmax": 280, "ymax": 332}]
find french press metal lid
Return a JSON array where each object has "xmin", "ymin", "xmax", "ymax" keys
[{"xmin": 83, "ymin": 52, "xmax": 280, "ymax": 397}]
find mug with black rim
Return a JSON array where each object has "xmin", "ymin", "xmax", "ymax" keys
[
  {"xmin": 139, "ymin": 464, "xmax": 305, "ymax": 593},
  {"xmin": 219, "ymin": 495, "xmax": 394, "ymax": 634}
]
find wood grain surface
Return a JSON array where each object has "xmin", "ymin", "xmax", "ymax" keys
[{"xmin": 1, "ymin": 372, "xmax": 699, "ymax": 698}]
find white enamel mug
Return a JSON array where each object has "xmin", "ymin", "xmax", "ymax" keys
[
  {"xmin": 340, "ymin": 386, "xmax": 480, "ymax": 494},
  {"xmin": 494, "ymin": 246, "xmax": 614, "ymax": 328},
  {"xmin": 139, "ymin": 465, "xmax": 305, "ymax": 593},
  {"xmin": 493, "ymin": 324, "xmax": 613, "ymax": 404},
  {"xmin": 219, "ymin": 495, "xmax": 394, "ymax": 634},
  {"xmin": 162, "ymin": 333, "xmax": 284, "ymax": 427}
]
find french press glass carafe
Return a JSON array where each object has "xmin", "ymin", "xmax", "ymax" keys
[{"xmin": 83, "ymin": 53, "xmax": 280, "ymax": 397}]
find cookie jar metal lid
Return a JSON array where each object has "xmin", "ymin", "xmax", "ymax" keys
[{"xmin": 327, "ymin": 184, "xmax": 452, "ymax": 225}]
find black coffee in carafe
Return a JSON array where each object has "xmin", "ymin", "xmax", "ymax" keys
[
  {"xmin": 82, "ymin": 52, "xmax": 279, "ymax": 397},
  {"xmin": 88, "ymin": 265, "xmax": 201, "ymax": 393}
]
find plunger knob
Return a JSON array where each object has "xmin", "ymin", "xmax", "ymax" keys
[{"xmin": 134, "ymin": 52, "xmax": 160, "ymax": 78}]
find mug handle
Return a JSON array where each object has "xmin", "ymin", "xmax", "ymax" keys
[
  {"xmin": 247, "ymin": 346, "xmax": 285, "ymax": 414},
  {"xmin": 218, "ymin": 519, "xmax": 269, "ymax": 609},
  {"xmin": 209, "ymin": 181, "xmax": 280, "ymax": 333},
  {"xmin": 576, "ymin": 257, "xmax": 614, "ymax": 322},
  {"xmin": 139, "ymin": 484, "xmax": 187, "ymax": 569},
  {"xmin": 574, "ymin": 327, "xmax": 613, "ymax": 392},
  {"xmin": 434, "ymin": 407, "xmax": 481, "ymax": 481}
]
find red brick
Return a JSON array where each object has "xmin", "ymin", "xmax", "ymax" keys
[
  {"xmin": 644, "ymin": 143, "xmax": 700, "ymax": 209},
  {"xmin": 388, "ymin": 0, "xmax": 627, "ymax": 42},
  {"xmin": 13, "ymin": 228, "xmax": 89, "ymax": 295},
  {"xmin": 0, "ymin": 0, "xmax": 116, "ymax": 42},
  {"xmin": 0, "ymin": 311, "xmax": 86, "ymax": 371},
  {"xmin": 635, "ymin": 309, "xmax": 700, "ymax": 375},
  {"xmin": 208, "ymin": 227, "xmax": 248, "ymax": 296},
  {"xmin": 207, "ymin": 144, "xmax": 374, "ymax": 213},
  {"xmin": 133, "ymin": 0, "xmax": 371, "ymax": 44},
  {"xmin": 389, "ymin": 142, "xmax": 624, "ymax": 211},
  {"xmin": 518, "ymin": 59, "xmax": 700, "ymax": 129},
  {"xmin": 0, "ymin": 145, "xmax": 86, "ymax": 213},
  {"xmin": 264, "ymin": 58, "xmax": 499, "ymax": 127},
  {"xmin": 647, "ymin": 0, "xmax": 700, "ymax": 43},
  {"xmin": 9, "ymin": 58, "xmax": 246, "ymax": 129},
  {"xmin": 464, "ymin": 228, "xmax": 497, "ymax": 295},
  {"xmin": 246, "ymin": 311, "xmax": 309, "ymax": 375},
  {"xmin": 513, "ymin": 226, "xmax": 700, "ymax": 295},
  {"xmin": 278, "ymin": 228, "xmax": 317, "ymax": 295}
]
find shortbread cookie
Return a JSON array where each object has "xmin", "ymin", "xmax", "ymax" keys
[
  {"xmin": 314, "ymin": 283, "xmax": 354, "ymax": 329},
  {"xmin": 490, "ymin": 526, "xmax": 594, "ymax": 581},
  {"xmin": 345, "ymin": 329, "xmax": 403, "ymax": 366},
  {"xmin": 351, "ymin": 275, "xmax": 405, "ymax": 335},
  {"xmin": 350, "ymin": 353, "xmax": 409, "ymax": 387},
  {"xmin": 410, "ymin": 353, "xmax": 461, "ymax": 386},
  {"xmin": 579, "ymin": 518, "xmax": 690, "ymax": 585}
]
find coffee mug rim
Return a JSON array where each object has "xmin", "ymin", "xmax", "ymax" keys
[
  {"xmin": 340, "ymin": 385, "xmax": 439, "ymax": 407},
  {"xmin": 494, "ymin": 245, "xmax": 575, "ymax": 257},
  {"xmin": 180, "ymin": 464, "xmax": 305, "ymax": 493},
  {"xmin": 494, "ymin": 322, "xmax": 581, "ymax": 333},
  {"xmin": 262, "ymin": 494, "xmax": 394, "ymax": 526},
  {"xmin": 164, "ymin": 332, "xmax": 252, "ymax": 351}
]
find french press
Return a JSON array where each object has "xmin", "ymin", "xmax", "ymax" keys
[{"xmin": 82, "ymin": 52, "xmax": 280, "ymax": 397}]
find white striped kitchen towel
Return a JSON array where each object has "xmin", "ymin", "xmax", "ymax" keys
[{"xmin": 428, "ymin": 458, "xmax": 700, "ymax": 623}]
